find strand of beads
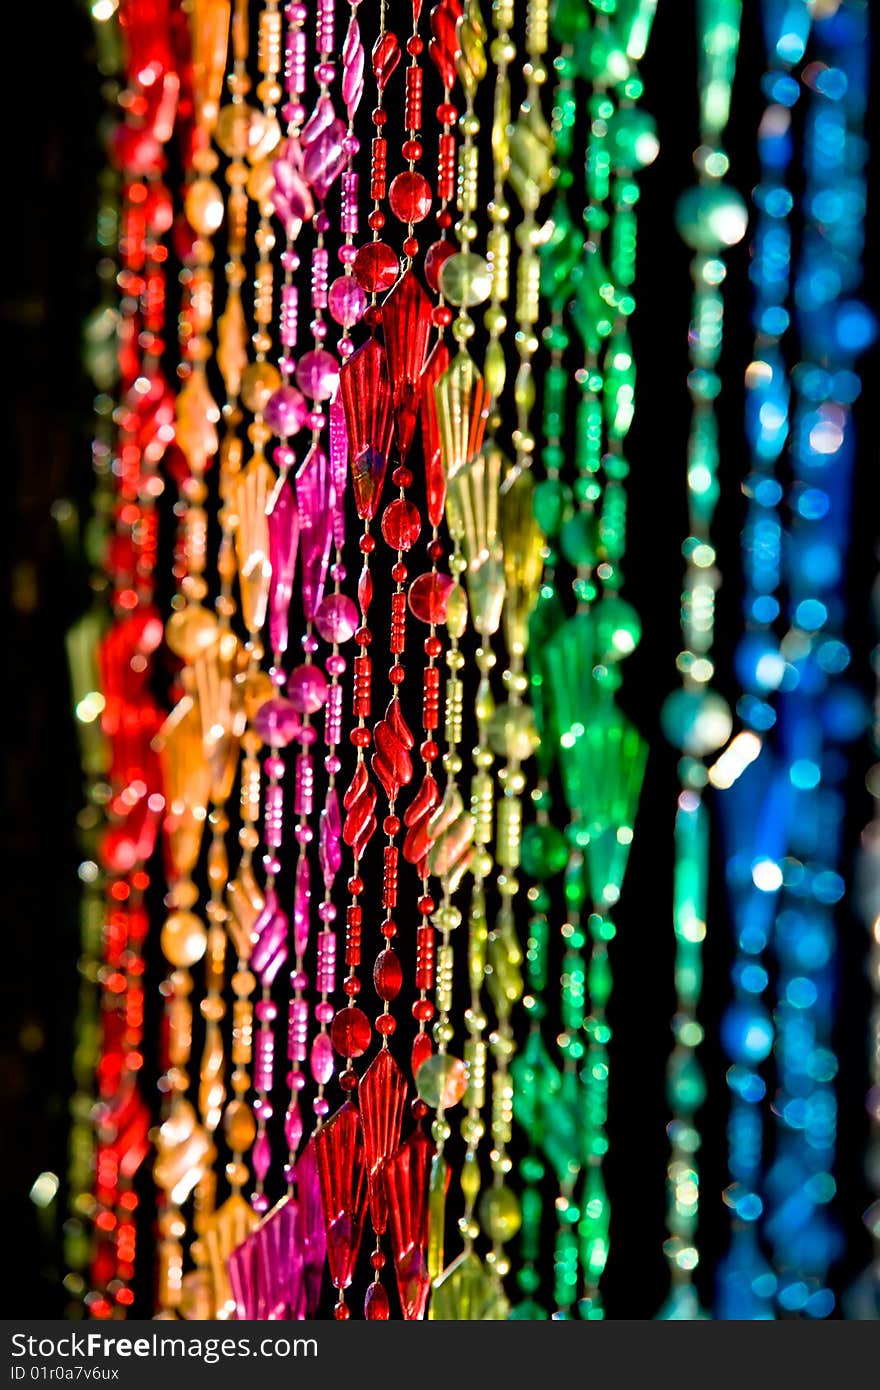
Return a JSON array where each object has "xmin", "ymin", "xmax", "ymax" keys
[
  {"xmin": 762, "ymin": 1, "xmax": 871, "ymax": 1318},
  {"xmin": 657, "ymin": 0, "xmax": 746, "ymax": 1320},
  {"xmin": 714, "ymin": 0, "xmax": 810, "ymax": 1322},
  {"xmin": 90, "ymin": 0, "xmax": 178, "ymax": 1318},
  {"xmin": 65, "ymin": 3, "xmax": 124, "ymax": 1312}
]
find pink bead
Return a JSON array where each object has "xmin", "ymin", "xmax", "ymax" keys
[
  {"xmin": 315, "ymin": 592, "xmax": 359, "ymax": 643},
  {"xmin": 288, "ymin": 663, "xmax": 329, "ymax": 713},
  {"xmin": 328, "ymin": 275, "xmax": 367, "ymax": 329},
  {"xmin": 266, "ymin": 384, "xmax": 308, "ymax": 437},
  {"xmin": 254, "ymin": 696, "xmax": 301, "ymax": 747},
  {"xmin": 295, "ymin": 349, "xmax": 339, "ymax": 402}
]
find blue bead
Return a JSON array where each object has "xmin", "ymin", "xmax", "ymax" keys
[{"xmin": 721, "ymin": 1002, "xmax": 775, "ymax": 1065}]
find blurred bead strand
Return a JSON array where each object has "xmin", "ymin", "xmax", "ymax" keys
[
  {"xmin": 762, "ymin": 1, "xmax": 872, "ymax": 1318},
  {"xmin": 714, "ymin": 0, "xmax": 810, "ymax": 1322},
  {"xmin": 89, "ymin": 0, "xmax": 179, "ymax": 1319},
  {"xmin": 655, "ymin": 0, "xmax": 745, "ymax": 1319},
  {"xmin": 64, "ymin": 0, "xmax": 124, "ymax": 1314}
]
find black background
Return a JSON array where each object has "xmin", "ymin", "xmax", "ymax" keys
[{"xmin": 2, "ymin": 0, "xmax": 878, "ymax": 1319}]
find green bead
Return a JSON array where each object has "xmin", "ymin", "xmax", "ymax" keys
[
  {"xmin": 416, "ymin": 1053, "xmax": 468, "ymax": 1109},
  {"xmin": 552, "ymin": 0, "xmax": 590, "ymax": 44},
  {"xmin": 479, "ymin": 1185, "xmax": 522, "ymax": 1244},
  {"xmin": 606, "ymin": 108, "xmax": 659, "ymax": 170},
  {"xmin": 592, "ymin": 595, "xmax": 641, "ymax": 662},
  {"xmin": 439, "ymin": 251, "xmax": 493, "ymax": 307},
  {"xmin": 521, "ymin": 822, "xmax": 568, "ymax": 880},
  {"xmin": 559, "ymin": 510, "xmax": 597, "ymax": 568},
  {"xmin": 533, "ymin": 478, "xmax": 571, "ymax": 538},
  {"xmin": 674, "ymin": 183, "xmax": 748, "ymax": 252},
  {"xmin": 660, "ymin": 687, "xmax": 732, "ymax": 756},
  {"xmin": 588, "ymin": 950, "xmax": 613, "ymax": 1010},
  {"xmin": 666, "ymin": 1046, "xmax": 707, "ymax": 1115}
]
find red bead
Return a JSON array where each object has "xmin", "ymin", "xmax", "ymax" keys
[
  {"xmin": 363, "ymin": 304, "xmax": 383, "ymax": 329},
  {"xmin": 352, "ymin": 241, "xmax": 400, "ymax": 293},
  {"xmin": 408, "ymin": 571, "xmax": 455, "ymax": 624},
  {"xmin": 331, "ymin": 1006, "xmax": 371, "ymax": 1057},
  {"xmin": 388, "ymin": 664, "xmax": 406, "ymax": 686},
  {"xmin": 381, "ymin": 497, "xmax": 421, "ymax": 550},
  {"xmin": 350, "ymin": 726, "xmax": 372, "ymax": 747},
  {"xmin": 375, "ymin": 1013, "xmax": 396, "ymax": 1036},
  {"xmin": 334, "ymin": 1301, "xmax": 351, "ymax": 1320},
  {"xmin": 436, "ymin": 209, "xmax": 452, "ymax": 230},
  {"xmin": 370, "ymin": 1250, "xmax": 386, "ymax": 1271},
  {"xmin": 380, "ymin": 814, "xmax": 398, "ymax": 837},
  {"xmin": 402, "ymin": 140, "xmax": 423, "ymax": 162},
  {"xmin": 343, "ymin": 977, "xmax": 361, "ymax": 996},
  {"xmin": 420, "ymin": 739, "xmax": 439, "ymax": 763},
  {"xmin": 364, "ymin": 1282, "xmax": 390, "ymax": 1319},
  {"xmin": 412, "ymin": 998, "xmax": 434, "ymax": 1022},
  {"xmin": 407, "ymin": 35, "xmax": 424, "ymax": 55},
  {"xmin": 381, "ymin": 919, "xmax": 398, "ymax": 938},
  {"xmin": 372, "ymin": 107, "xmax": 388, "ymax": 126},
  {"xmin": 315, "ymin": 1102, "xmax": 367, "ymax": 1289},
  {"xmin": 389, "ymin": 171, "xmax": 432, "ymax": 224},
  {"xmin": 359, "ymin": 533, "xmax": 376, "ymax": 554},
  {"xmin": 368, "ymin": 209, "xmax": 386, "ymax": 231},
  {"xmin": 348, "ymin": 875, "xmax": 364, "ymax": 895},
  {"xmin": 427, "ymin": 540, "xmax": 445, "ymax": 564},
  {"xmin": 425, "ymin": 238, "xmax": 454, "ymax": 293},
  {"xmin": 437, "ymin": 102, "xmax": 458, "ymax": 126},
  {"xmin": 418, "ymin": 894, "xmax": 436, "ymax": 917},
  {"xmin": 432, "ymin": 304, "xmax": 453, "ymax": 328},
  {"xmin": 424, "ymin": 634, "xmax": 442, "ymax": 656},
  {"xmin": 372, "ymin": 32, "xmax": 401, "ymax": 90},
  {"xmin": 360, "ymin": 1051, "xmax": 407, "ymax": 1233},
  {"xmin": 374, "ymin": 948, "xmax": 403, "ymax": 1001},
  {"xmin": 391, "ymin": 561, "xmax": 408, "ymax": 583},
  {"xmin": 411, "ymin": 1031, "xmax": 433, "ymax": 1075},
  {"xmin": 340, "ymin": 1069, "xmax": 358, "ymax": 1091},
  {"xmin": 411, "ymin": 1098, "xmax": 429, "ymax": 1120}
]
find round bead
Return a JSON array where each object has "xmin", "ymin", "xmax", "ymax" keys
[
  {"xmin": 408, "ymin": 571, "xmax": 454, "ymax": 624},
  {"xmin": 265, "ymin": 385, "xmax": 308, "ymax": 437},
  {"xmin": 223, "ymin": 1100, "xmax": 256, "ymax": 1152},
  {"xmin": 315, "ymin": 593, "xmax": 359, "ymax": 644},
  {"xmin": 161, "ymin": 911, "xmax": 207, "ymax": 968},
  {"xmin": 439, "ymin": 251, "xmax": 492, "ymax": 307},
  {"xmin": 364, "ymin": 1282, "xmax": 390, "ymax": 1319},
  {"xmin": 375, "ymin": 1013, "xmax": 396, "ymax": 1036},
  {"xmin": 352, "ymin": 242, "xmax": 400, "ymax": 292},
  {"xmin": 521, "ymin": 822, "xmax": 569, "ymax": 881},
  {"xmin": 330, "ymin": 1007, "xmax": 371, "ymax": 1058},
  {"xmin": 381, "ymin": 498, "xmax": 422, "ymax": 550},
  {"xmin": 593, "ymin": 595, "xmax": 642, "ymax": 662},
  {"xmin": 253, "ymin": 695, "xmax": 301, "ymax": 748},
  {"xmin": 660, "ymin": 687, "xmax": 733, "ymax": 756},
  {"xmin": 328, "ymin": 275, "xmax": 367, "ymax": 328},
  {"xmin": 487, "ymin": 702, "xmax": 538, "ymax": 761},
  {"xmin": 415, "ymin": 1054, "xmax": 468, "ymax": 1109},
  {"xmin": 165, "ymin": 604, "xmax": 219, "ymax": 661},
  {"xmin": 721, "ymin": 1002, "xmax": 774, "ymax": 1065},
  {"xmin": 241, "ymin": 361, "xmax": 282, "ymax": 414},
  {"xmin": 184, "ymin": 178, "xmax": 224, "ymax": 236},
  {"xmin": 479, "ymin": 1185, "xmax": 522, "ymax": 1244},
  {"xmin": 388, "ymin": 170, "xmax": 432, "ymax": 224},
  {"xmin": 288, "ymin": 663, "xmax": 329, "ymax": 713},
  {"xmin": 294, "ymin": 349, "xmax": 339, "ymax": 402},
  {"xmin": 675, "ymin": 183, "xmax": 749, "ymax": 251}
]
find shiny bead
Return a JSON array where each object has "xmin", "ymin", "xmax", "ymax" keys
[
  {"xmin": 675, "ymin": 183, "xmax": 749, "ymax": 252},
  {"xmin": 331, "ymin": 1007, "xmax": 371, "ymax": 1058},
  {"xmin": 161, "ymin": 911, "xmax": 207, "ymax": 969},
  {"xmin": 241, "ymin": 361, "xmax": 282, "ymax": 413},
  {"xmin": 374, "ymin": 949, "xmax": 403, "ymax": 1001},
  {"xmin": 353, "ymin": 242, "xmax": 400, "ymax": 292},
  {"xmin": 381, "ymin": 498, "xmax": 422, "ymax": 550},
  {"xmin": 416, "ymin": 1054, "xmax": 467, "ymax": 1109},
  {"xmin": 439, "ymin": 251, "xmax": 492, "ymax": 308},
  {"xmin": 389, "ymin": 170, "xmax": 432, "ymax": 223}
]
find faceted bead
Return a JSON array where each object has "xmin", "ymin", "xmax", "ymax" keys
[
  {"xmin": 267, "ymin": 478, "xmax": 300, "ymax": 656},
  {"xmin": 439, "ymin": 251, "xmax": 492, "ymax": 308},
  {"xmin": 411, "ymin": 1032, "xmax": 432, "ymax": 1075},
  {"xmin": 330, "ymin": 1007, "xmax": 371, "ymax": 1058},
  {"xmin": 253, "ymin": 696, "xmax": 301, "ymax": 748},
  {"xmin": 295, "ymin": 445, "xmax": 334, "ymax": 619},
  {"xmin": 302, "ymin": 112, "xmax": 348, "ymax": 203},
  {"xmin": 593, "ymin": 596, "xmax": 642, "ymax": 662},
  {"xmin": 166, "ymin": 603, "xmax": 220, "ymax": 661},
  {"xmin": 487, "ymin": 702, "xmax": 538, "ymax": 760},
  {"xmin": 382, "ymin": 270, "xmax": 434, "ymax": 460},
  {"xmin": 372, "ymin": 31, "xmax": 401, "ymax": 89},
  {"xmin": 381, "ymin": 498, "xmax": 422, "ymax": 550},
  {"xmin": 295, "ymin": 349, "xmax": 340, "ymax": 402},
  {"xmin": 420, "ymin": 338, "xmax": 450, "ymax": 528},
  {"xmin": 310, "ymin": 1033, "xmax": 335, "ymax": 1086},
  {"xmin": 339, "ymin": 338, "xmax": 395, "ymax": 519},
  {"xmin": 415, "ymin": 1053, "xmax": 467, "ymax": 1109},
  {"xmin": 314, "ymin": 1102, "xmax": 367, "ymax": 1290},
  {"xmin": 265, "ymin": 385, "xmax": 308, "ymax": 438},
  {"xmin": 425, "ymin": 239, "xmax": 455, "ymax": 293},
  {"xmin": 373, "ymin": 948, "xmax": 403, "ymax": 1001},
  {"xmin": 675, "ymin": 183, "xmax": 748, "ymax": 252},
  {"xmin": 328, "ymin": 275, "xmax": 367, "ymax": 328},
  {"xmin": 372, "ymin": 699, "xmax": 415, "ymax": 800},
  {"xmin": 479, "ymin": 1185, "xmax": 522, "ymax": 1244},
  {"xmin": 360, "ymin": 1051, "xmax": 408, "ymax": 1233},
  {"xmin": 315, "ymin": 593, "xmax": 359, "ymax": 644},
  {"xmin": 385, "ymin": 1129, "xmax": 433, "ymax": 1320},
  {"xmin": 660, "ymin": 687, "xmax": 732, "ymax": 756},
  {"xmin": 364, "ymin": 1281, "xmax": 390, "ymax": 1319},
  {"xmin": 288, "ymin": 663, "xmax": 329, "ymax": 714},
  {"xmin": 607, "ymin": 107, "xmax": 660, "ymax": 170},
  {"xmin": 389, "ymin": 170, "xmax": 433, "ymax": 224},
  {"xmin": 352, "ymin": 241, "xmax": 400, "ymax": 293},
  {"xmin": 408, "ymin": 571, "xmax": 454, "ymax": 625},
  {"xmin": 520, "ymin": 822, "xmax": 568, "ymax": 881}
]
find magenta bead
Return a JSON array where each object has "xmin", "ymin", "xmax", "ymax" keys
[
  {"xmin": 328, "ymin": 275, "xmax": 367, "ymax": 329},
  {"xmin": 315, "ymin": 592, "xmax": 359, "ymax": 643},
  {"xmin": 295, "ymin": 348, "xmax": 339, "ymax": 401},
  {"xmin": 316, "ymin": 1002, "xmax": 334, "ymax": 1024},
  {"xmin": 288, "ymin": 663, "xmax": 329, "ymax": 713},
  {"xmin": 266, "ymin": 384, "xmax": 308, "ymax": 437},
  {"xmin": 253, "ymin": 696, "xmax": 301, "ymax": 748}
]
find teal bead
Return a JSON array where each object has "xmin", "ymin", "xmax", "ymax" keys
[
  {"xmin": 660, "ymin": 687, "xmax": 732, "ymax": 756},
  {"xmin": 521, "ymin": 822, "xmax": 569, "ymax": 880},
  {"xmin": 533, "ymin": 478, "xmax": 571, "ymax": 538},
  {"xmin": 674, "ymin": 183, "xmax": 748, "ymax": 252},
  {"xmin": 551, "ymin": 0, "xmax": 590, "ymax": 44},
  {"xmin": 666, "ymin": 1046, "xmax": 707, "ymax": 1114},
  {"xmin": 606, "ymin": 108, "xmax": 659, "ymax": 170}
]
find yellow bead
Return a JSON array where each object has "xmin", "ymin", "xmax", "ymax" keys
[
  {"xmin": 161, "ymin": 911, "xmax": 208, "ymax": 969},
  {"xmin": 240, "ymin": 361, "xmax": 281, "ymax": 413},
  {"xmin": 166, "ymin": 603, "xmax": 220, "ymax": 661}
]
